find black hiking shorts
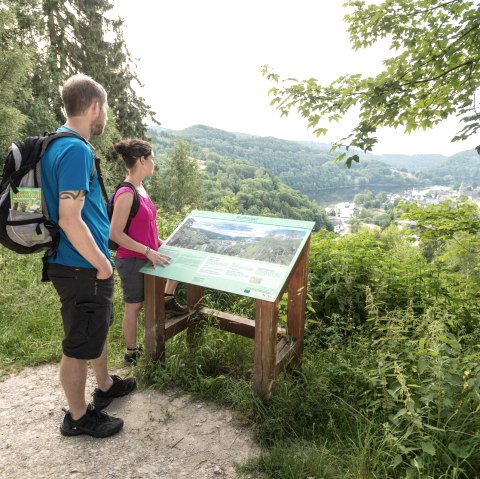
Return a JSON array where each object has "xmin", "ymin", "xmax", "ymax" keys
[{"xmin": 47, "ymin": 264, "xmax": 114, "ymax": 360}]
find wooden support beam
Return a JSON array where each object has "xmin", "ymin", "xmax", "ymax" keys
[
  {"xmin": 186, "ymin": 284, "xmax": 204, "ymax": 345},
  {"xmin": 198, "ymin": 307, "xmax": 256, "ymax": 338},
  {"xmin": 275, "ymin": 337, "xmax": 297, "ymax": 375},
  {"xmin": 253, "ymin": 298, "xmax": 279, "ymax": 398},
  {"xmin": 164, "ymin": 312, "xmax": 195, "ymax": 340},
  {"xmin": 187, "ymin": 284, "xmax": 204, "ymax": 310},
  {"xmin": 144, "ymin": 274, "xmax": 166, "ymax": 361},
  {"xmin": 287, "ymin": 236, "xmax": 310, "ymax": 363},
  {"xmin": 275, "ymin": 338, "xmax": 300, "ymax": 376}
]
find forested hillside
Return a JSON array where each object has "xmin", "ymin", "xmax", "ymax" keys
[
  {"xmin": 149, "ymin": 124, "xmax": 480, "ymax": 205},
  {"xmin": 202, "ymin": 155, "xmax": 331, "ymax": 230},
  {"xmin": 370, "ymin": 150, "xmax": 480, "ymax": 188},
  {"xmin": 172, "ymin": 125, "xmax": 422, "ymax": 204},
  {"xmin": 148, "ymin": 130, "xmax": 332, "ymax": 231},
  {"xmin": 150, "ymin": 125, "xmax": 480, "ymax": 205},
  {"xmin": 371, "ymin": 152, "xmax": 447, "ymax": 171},
  {"xmin": 417, "ymin": 150, "xmax": 480, "ymax": 187}
]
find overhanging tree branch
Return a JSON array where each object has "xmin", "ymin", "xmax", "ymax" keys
[{"xmin": 264, "ymin": 0, "xmax": 480, "ymax": 162}]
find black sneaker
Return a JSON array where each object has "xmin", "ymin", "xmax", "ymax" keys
[
  {"xmin": 92, "ymin": 375, "xmax": 137, "ymax": 410},
  {"xmin": 165, "ymin": 296, "xmax": 188, "ymax": 316},
  {"xmin": 60, "ymin": 404, "xmax": 123, "ymax": 438}
]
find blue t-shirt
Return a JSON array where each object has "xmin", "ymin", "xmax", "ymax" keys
[{"xmin": 40, "ymin": 126, "xmax": 111, "ymax": 268}]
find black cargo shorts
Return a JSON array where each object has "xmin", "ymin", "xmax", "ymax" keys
[{"xmin": 47, "ymin": 263, "xmax": 114, "ymax": 360}]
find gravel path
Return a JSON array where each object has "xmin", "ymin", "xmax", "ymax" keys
[{"xmin": 0, "ymin": 364, "xmax": 260, "ymax": 479}]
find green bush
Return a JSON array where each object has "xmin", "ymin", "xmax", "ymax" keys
[{"xmin": 3, "ymin": 205, "xmax": 480, "ymax": 478}]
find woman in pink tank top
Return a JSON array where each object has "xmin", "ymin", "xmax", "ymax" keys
[{"xmin": 110, "ymin": 139, "xmax": 187, "ymax": 365}]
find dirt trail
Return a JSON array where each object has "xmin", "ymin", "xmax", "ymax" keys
[{"xmin": 0, "ymin": 364, "xmax": 260, "ymax": 479}]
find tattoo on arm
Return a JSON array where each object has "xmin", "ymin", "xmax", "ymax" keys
[{"xmin": 59, "ymin": 190, "xmax": 86, "ymax": 201}]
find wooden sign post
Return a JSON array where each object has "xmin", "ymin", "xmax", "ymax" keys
[{"xmin": 143, "ymin": 235, "xmax": 310, "ymax": 398}]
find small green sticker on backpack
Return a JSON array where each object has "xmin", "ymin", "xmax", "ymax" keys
[{"xmin": 10, "ymin": 187, "xmax": 42, "ymax": 214}]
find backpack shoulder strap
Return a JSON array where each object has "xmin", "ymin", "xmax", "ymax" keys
[
  {"xmin": 40, "ymin": 131, "xmax": 88, "ymax": 156},
  {"xmin": 115, "ymin": 182, "xmax": 140, "ymax": 219},
  {"xmin": 94, "ymin": 156, "xmax": 109, "ymax": 204}
]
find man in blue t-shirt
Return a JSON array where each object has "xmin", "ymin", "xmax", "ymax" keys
[{"xmin": 41, "ymin": 74, "xmax": 135, "ymax": 438}]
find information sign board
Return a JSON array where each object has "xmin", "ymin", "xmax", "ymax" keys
[{"xmin": 140, "ymin": 211, "xmax": 315, "ymax": 302}]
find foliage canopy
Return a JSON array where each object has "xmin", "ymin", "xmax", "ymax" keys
[
  {"xmin": 0, "ymin": 0, "xmax": 156, "ymax": 168},
  {"xmin": 263, "ymin": 0, "xmax": 480, "ymax": 165},
  {"xmin": 5, "ymin": 207, "xmax": 480, "ymax": 477}
]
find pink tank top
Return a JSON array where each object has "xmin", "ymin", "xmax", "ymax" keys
[{"xmin": 113, "ymin": 186, "xmax": 159, "ymax": 259}]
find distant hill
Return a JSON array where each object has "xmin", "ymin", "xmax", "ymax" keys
[
  {"xmin": 365, "ymin": 151, "xmax": 480, "ymax": 191},
  {"xmin": 149, "ymin": 127, "xmax": 332, "ymax": 230},
  {"xmin": 152, "ymin": 125, "xmax": 425, "ymax": 205},
  {"xmin": 303, "ymin": 141, "xmax": 477, "ymax": 174},
  {"xmin": 417, "ymin": 151, "xmax": 480, "ymax": 186},
  {"xmin": 367, "ymin": 153, "xmax": 447, "ymax": 171},
  {"xmin": 149, "ymin": 124, "xmax": 480, "ymax": 204}
]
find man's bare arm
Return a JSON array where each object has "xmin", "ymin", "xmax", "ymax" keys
[
  {"xmin": 58, "ymin": 190, "xmax": 112, "ymax": 279},
  {"xmin": 59, "ymin": 191, "xmax": 86, "ymax": 201}
]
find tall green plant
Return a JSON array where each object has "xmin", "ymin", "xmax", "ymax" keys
[
  {"xmin": 363, "ymin": 303, "xmax": 480, "ymax": 478},
  {"xmin": 152, "ymin": 139, "xmax": 204, "ymax": 213},
  {"xmin": 3, "ymin": 0, "xmax": 155, "ymax": 164},
  {"xmin": 308, "ymin": 227, "xmax": 428, "ymax": 329},
  {"xmin": 400, "ymin": 199, "xmax": 480, "ymax": 334},
  {"xmin": 0, "ymin": 4, "xmax": 32, "ymax": 161}
]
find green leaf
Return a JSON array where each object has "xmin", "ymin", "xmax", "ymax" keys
[
  {"xmin": 421, "ymin": 442, "xmax": 436, "ymax": 456},
  {"xmin": 392, "ymin": 408, "xmax": 407, "ymax": 421},
  {"xmin": 448, "ymin": 442, "xmax": 470, "ymax": 458},
  {"xmin": 391, "ymin": 454, "xmax": 403, "ymax": 468},
  {"xmin": 417, "ymin": 357, "xmax": 428, "ymax": 374},
  {"xmin": 438, "ymin": 335, "xmax": 460, "ymax": 349}
]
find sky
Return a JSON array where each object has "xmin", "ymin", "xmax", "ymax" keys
[{"xmin": 112, "ymin": 0, "xmax": 478, "ymax": 156}]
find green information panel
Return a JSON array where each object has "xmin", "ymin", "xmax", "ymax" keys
[{"xmin": 140, "ymin": 211, "xmax": 315, "ymax": 302}]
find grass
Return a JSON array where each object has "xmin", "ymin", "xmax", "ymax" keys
[
  {"xmin": 0, "ymin": 248, "xmax": 127, "ymax": 375},
  {"xmin": 3, "ymin": 246, "xmax": 480, "ymax": 478},
  {"xmin": 132, "ymin": 328, "xmax": 399, "ymax": 478}
]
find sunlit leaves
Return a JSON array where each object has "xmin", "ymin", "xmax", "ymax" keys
[{"xmin": 263, "ymin": 0, "xmax": 480, "ymax": 163}]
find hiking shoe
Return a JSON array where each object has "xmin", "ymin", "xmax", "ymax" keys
[
  {"xmin": 60, "ymin": 404, "xmax": 123, "ymax": 438},
  {"xmin": 92, "ymin": 375, "xmax": 137, "ymax": 410},
  {"xmin": 124, "ymin": 345, "xmax": 143, "ymax": 366},
  {"xmin": 165, "ymin": 296, "xmax": 188, "ymax": 316}
]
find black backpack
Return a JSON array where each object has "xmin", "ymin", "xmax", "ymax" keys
[
  {"xmin": 0, "ymin": 131, "xmax": 102, "ymax": 255},
  {"xmin": 106, "ymin": 182, "xmax": 140, "ymax": 250}
]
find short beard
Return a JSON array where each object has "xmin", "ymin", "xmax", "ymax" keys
[{"xmin": 90, "ymin": 121, "xmax": 105, "ymax": 136}]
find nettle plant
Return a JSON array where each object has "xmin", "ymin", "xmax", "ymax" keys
[{"xmin": 364, "ymin": 295, "xmax": 480, "ymax": 478}]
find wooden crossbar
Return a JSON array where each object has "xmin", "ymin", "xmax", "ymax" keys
[
  {"xmin": 143, "ymin": 234, "xmax": 311, "ymax": 398},
  {"xmin": 164, "ymin": 312, "xmax": 195, "ymax": 340}
]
